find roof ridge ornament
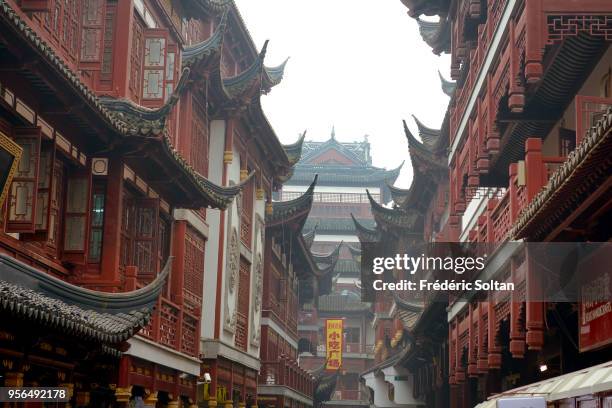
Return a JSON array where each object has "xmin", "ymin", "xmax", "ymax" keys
[{"xmin": 283, "ymin": 130, "xmax": 307, "ymax": 166}]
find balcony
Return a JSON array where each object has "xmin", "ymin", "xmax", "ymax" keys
[
  {"xmin": 132, "ymin": 270, "xmax": 200, "ymax": 357},
  {"xmin": 259, "ymin": 357, "xmax": 315, "ymax": 398},
  {"xmin": 468, "ymin": 138, "xmax": 567, "ymax": 244},
  {"xmin": 450, "ymin": 0, "xmax": 612, "ymax": 179},
  {"xmin": 465, "ymin": 94, "xmax": 612, "ymax": 243}
]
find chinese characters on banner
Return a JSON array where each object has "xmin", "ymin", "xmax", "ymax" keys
[
  {"xmin": 579, "ymin": 246, "xmax": 612, "ymax": 352},
  {"xmin": 325, "ymin": 319, "xmax": 343, "ymax": 370}
]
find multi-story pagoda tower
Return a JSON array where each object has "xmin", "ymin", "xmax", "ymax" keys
[{"xmin": 280, "ymin": 128, "xmax": 403, "ymax": 407}]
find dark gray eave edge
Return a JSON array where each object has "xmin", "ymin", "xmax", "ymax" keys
[{"xmin": 0, "ymin": 254, "xmax": 170, "ymax": 314}]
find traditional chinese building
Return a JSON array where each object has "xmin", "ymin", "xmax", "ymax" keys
[
  {"xmin": 280, "ymin": 130, "xmax": 403, "ymax": 407},
  {"xmin": 359, "ymin": 105, "xmax": 451, "ymax": 407},
  {"xmin": 257, "ymin": 175, "xmax": 345, "ymax": 408},
  {"xmin": 0, "ymin": 0, "xmax": 294, "ymax": 406},
  {"xmin": 360, "ymin": 0, "xmax": 612, "ymax": 407}
]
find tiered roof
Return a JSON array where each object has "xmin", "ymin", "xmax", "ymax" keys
[
  {"xmin": 0, "ymin": 254, "xmax": 169, "ymax": 346},
  {"xmin": 288, "ymin": 133, "xmax": 403, "ymax": 186}
]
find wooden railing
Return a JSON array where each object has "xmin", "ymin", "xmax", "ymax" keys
[
  {"xmin": 259, "ymin": 357, "xmax": 315, "ymax": 397},
  {"xmin": 134, "ymin": 273, "xmax": 200, "ymax": 357},
  {"xmin": 469, "ymin": 138, "xmax": 567, "ymax": 244}
]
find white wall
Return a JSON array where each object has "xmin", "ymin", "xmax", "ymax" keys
[{"xmin": 201, "ymin": 119, "xmax": 226, "ymax": 338}]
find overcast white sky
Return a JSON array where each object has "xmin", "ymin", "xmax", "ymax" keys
[{"xmin": 234, "ymin": 0, "xmax": 451, "ymax": 187}]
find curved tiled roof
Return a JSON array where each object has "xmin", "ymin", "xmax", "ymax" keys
[
  {"xmin": 99, "ymin": 68, "xmax": 191, "ymax": 136},
  {"xmin": 350, "ymin": 214, "xmax": 380, "ymax": 242},
  {"xmin": 367, "ymin": 190, "xmax": 421, "ymax": 230},
  {"xmin": 416, "ymin": 17, "xmax": 451, "ymax": 55},
  {"xmin": 283, "ymin": 131, "xmax": 307, "ymax": 166},
  {"xmin": 290, "ymin": 162, "xmax": 403, "ymax": 186},
  {"xmin": 400, "ymin": 0, "xmax": 450, "ymax": 18},
  {"xmin": 268, "ymin": 176, "xmax": 317, "ymax": 227},
  {"xmin": 0, "ymin": 1, "xmax": 245, "ymax": 210},
  {"xmin": 0, "ymin": 254, "xmax": 170, "ymax": 345},
  {"xmin": 302, "ymin": 222, "xmax": 318, "ymax": 249}
]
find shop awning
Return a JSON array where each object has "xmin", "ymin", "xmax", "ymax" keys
[{"xmin": 475, "ymin": 362, "xmax": 612, "ymax": 408}]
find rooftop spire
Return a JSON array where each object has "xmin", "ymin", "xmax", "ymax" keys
[{"xmin": 331, "ymin": 125, "xmax": 336, "ymax": 140}]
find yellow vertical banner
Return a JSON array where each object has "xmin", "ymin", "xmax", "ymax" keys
[{"xmin": 325, "ymin": 319, "xmax": 343, "ymax": 370}]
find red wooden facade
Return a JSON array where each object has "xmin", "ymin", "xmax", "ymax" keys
[
  {"xmin": 0, "ymin": 0, "xmax": 293, "ymax": 406},
  {"xmin": 363, "ymin": 0, "xmax": 612, "ymax": 406}
]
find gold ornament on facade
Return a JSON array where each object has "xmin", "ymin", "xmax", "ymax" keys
[
  {"xmin": 114, "ymin": 386, "xmax": 133, "ymax": 403},
  {"xmin": 266, "ymin": 202, "xmax": 273, "ymax": 215},
  {"xmin": 4, "ymin": 372, "xmax": 24, "ymax": 387},
  {"xmin": 256, "ymin": 188, "xmax": 265, "ymax": 200},
  {"xmin": 240, "ymin": 169, "xmax": 249, "ymax": 181},
  {"xmin": 223, "ymin": 151, "xmax": 233, "ymax": 164},
  {"xmin": 76, "ymin": 392, "xmax": 91, "ymax": 407},
  {"xmin": 390, "ymin": 329, "xmax": 404, "ymax": 348},
  {"xmin": 144, "ymin": 390, "xmax": 158, "ymax": 405}
]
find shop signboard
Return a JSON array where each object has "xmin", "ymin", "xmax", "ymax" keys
[
  {"xmin": 579, "ymin": 245, "xmax": 612, "ymax": 352},
  {"xmin": 325, "ymin": 319, "xmax": 343, "ymax": 370}
]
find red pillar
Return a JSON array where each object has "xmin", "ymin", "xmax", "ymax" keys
[
  {"xmin": 509, "ymin": 257, "xmax": 526, "ymax": 358},
  {"xmin": 525, "ymin": 138, "xmax": 545, "ymax": 201},
  {"xmin": 524, "ymin": 0, "xmax": 544, "ymax": 83},
  {"xmin": 100, "ymin": 155, "xmax": 124, "ymax": 284}
]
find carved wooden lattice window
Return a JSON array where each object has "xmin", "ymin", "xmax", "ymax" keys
[
  {"xmin": 129, "ymin": 15, "xmax": 144, "ymax": 101},
  {"xmin": 235, "ymin": 258, "xmax": 251, "ymax": 351},
  {"xmin": 183, "ymin": 228, "xmax": 205, "ymax": 310},
  {"xmin": 120, "ymin": 191, "xmax": 161, "ymax": 281},
  {"xmin": 61, "ymin": 0, "xmax": 79, "ymax": 55},
  {"xmin": 6, "ymin": 128, "xmax": 41, "ymax": 233},
  {"xmin": 190, "ymin": 96, "xmax": 209, "ymax": 177},
  {"xmin": 46, "ymin": 158, "xmax": 64, "ymax": 253},
  {"xmin": 80, "ymin": 0, "xmax": 103, "ymax": 62},
  {"xmin": 100, "ymin": 2, "xmax": 117, "ymax": 82},
  {"xmin": 63, "ymin": 167, "xmax": 92, "ymax": 263},
  {"xmin": 34, "ymin": 144, "xmax": 53, "ymax": 233},
  {"xmin": 142, "ymin": 29, "xmax": 168, "ymax": 101}
]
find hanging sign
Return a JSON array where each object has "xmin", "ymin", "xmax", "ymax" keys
[
  {"xmin": 0, "ymin": 131, "xmax": 23, "ymax": 209},
  {"xmin": 579, "ymin": 245, "xmax": 612, "ymax": 352},
  {"xmin": 325, "ymin": 319, "xmax": 343, "ymax": 370}
]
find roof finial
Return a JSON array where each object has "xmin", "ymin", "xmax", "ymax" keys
[{"xmin": 331, "ymin": 125, "xmax": 336, "ymax": 140}]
